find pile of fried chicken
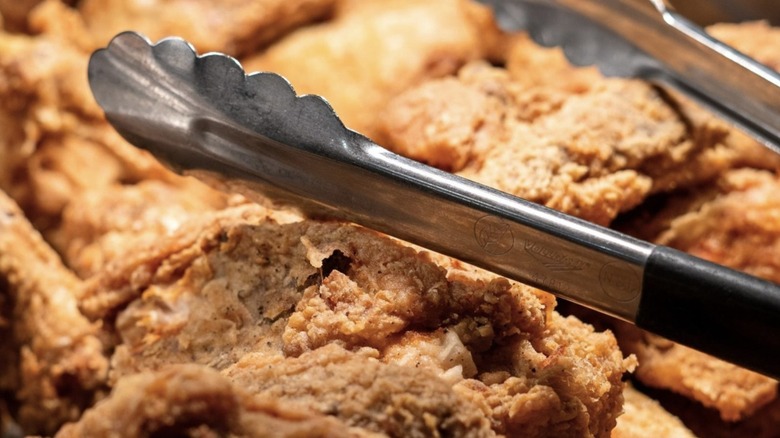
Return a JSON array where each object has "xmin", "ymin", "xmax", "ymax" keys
[{"xmin": 0, "ymin": 1, "xmax": 779, "ymax": 437}]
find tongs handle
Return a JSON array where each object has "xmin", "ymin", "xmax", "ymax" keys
[
  {"xmin": 640, "ymin": 247, "xmax": 780, "ymax": 371},
  {"xmin": 88, "ymin": 32, "xmax": 780, "ymax": 377}
]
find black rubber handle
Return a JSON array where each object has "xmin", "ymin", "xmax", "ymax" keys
[{"xmin": 637, "ymin": 246, "xmax": 780, "ymax": 378}]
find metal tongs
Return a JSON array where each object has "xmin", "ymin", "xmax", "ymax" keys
[
  {"xmin": 87, "ymin": 1, "xmax": 780, "ymax": 378},
  {"xmin": 480, "ymin": 0, "xmax": 780, "ymax": 154}
]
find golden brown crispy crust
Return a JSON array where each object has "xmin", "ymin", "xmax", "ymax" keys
[
  {"xmin": 611, "ymin": 385, "xmax": 696, "ymax": 438},
  {"xmin": 55, "ymin": 364, "xmax": 367, "ymax": 438},
  {"xmin": 378, "ymin": 61, "xmax": 734, "ymax": 226},
  {"xmin": 70, "ymin": 0, "xmax": 337, "ymax": 56},
  {"xmin": 225, "ymin": 344, "xmax": 494, "ymax": 437},
  {"xmin": 0, "ymin": 190, "xmax": 108, "ymax": 435},
  {"xmin": 612, "ymin": 323, "xmax": 776, "ymax": 422},
  {"xmin": 593, "ymin": 21, "xmax": 780, "ymax": 425},
  {"xmin": 242, "ymin": 0, "xmax": 502, "ymax": 139},
  {"xmin": 6, "ymin": 5, "xmax": 778, "ymax": 437}
]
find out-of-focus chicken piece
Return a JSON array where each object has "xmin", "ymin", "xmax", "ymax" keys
[
  {"xmin": 225, "ymin": 344, "xmax": 493, "ymax": 437},
  {"xmin": 0, "ymin": 0, "xmax": 45, "ymax": 32},
  {"xmin": 242, "ymin": 0, "xmax": 501, "ymax": 139},
  {"xmin": 709, "ymin": 21, "xmax": 780, "ymax": 71},
  {"xmin": 0, "ymin": 25, "xmax": 235, "ymax": 273},
  {"xmin": 55, "ymin": 364, "xmax": 368, "ymax": 438},
  {"xmin": 0, "ymin": 29, "xmax": 169, "ymax": 231},
  {"xmin": 503, "ymin": 33, "xmax": 601, "ymax": 93},
  {"xmin": 0, "ymin": 190, "xmax": 108, "ymax": 436},
  {"xmin": 613, "ymin": 326, "xmax": 776, "ymax": 422},
  {"xmin": 71, "ymin": 0, "xmax": 336, "ymax": 55},
  {"xmin": 658, "ymin": 391, "xmax": 780, "ymax": 438},
  {"xmin": 51, "ymin": 179, "xmax": 230, "ymax": 279},
  {"xmin": 379, "ymin": 61, "xmax": 732, "ymax": 225},
  {"xmin": 649, "ymin": 169, "xmax": 780, "ymax": 283},
  {"xmin": 611, "ymin": 385, "xmax": 696, "ymax": 438}
]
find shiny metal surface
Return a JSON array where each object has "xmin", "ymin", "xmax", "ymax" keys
[
  {"xmin": 88, "ymin": 32, "xmax": 654, "ymax": 321},
  {"xmin": 477, "ymin": 0, "xmax": 780, "ymax": 155}
]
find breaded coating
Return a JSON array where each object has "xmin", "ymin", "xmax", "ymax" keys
[
  {"xmin": 5, "ymin": 5, "xmax": 777, "ymax": 436},
  {"xmin": 73, "ymin": 0, "xmax": 337, "ymax": 55},
  {"xmin": 55, "ymin": 364, "xmax": 367, "ymax": 438},
  {"xmin": 78, "ymin": 201, "xmax": 630, "ymax": 436},
  {"xmin": 611, "ymin": 385, "xmax": 696, "ymax": 438},
  {"xmin": 0, "ymin": 190, "xmax": 108, "ymax": 435},
  {"xmin": 225, "ymin": 344, "xmax": 493, "ymax": 437},
  {"xmin": 378, "ymin": 61, "xmax": 734, "ymax": 225},
  {"xmin": 242, "ymin": 0, "xmax": 501, "ymax": 139},
  {"xmin": 579, "ymin": 21, "xmax": 780, "ymax": 426}
]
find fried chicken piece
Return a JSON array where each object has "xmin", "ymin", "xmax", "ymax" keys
[
  {"xmin": 71, "ymin": 0, "xmax": 336, "ymax": 55},
  {"xmin": 0, "ymin": 28, "xmax": 169, "ymax": 232},
  {"xmin": 611, "ymin": 385, "xmax": 696, "ymax": 438},
  {"xmin": 503, "ymin": 33, "xmax": 601, "ymax": 93},
  {"xmin": 55, "ymin": 364, "xmax": 367, "ymax": 438},
  {"xmin": 242, "ymin": 0, "xmax": 501, "ymax": 139},
  {"xmin": 0, "ymin": 190, "xmax": 108, "ymax": 435},
  {"xmin": 225, "ymin": 344, "xmax": 493, "ymax": 437},
  {"xmin": 378, "ymin": 61, "xmax": 733, "ymax": 225},
  {"xmin": 52, "ymin": 179, "xmax": 230, "ymax": 278},
  {"xmin": 78, "ymin": 199, "xmax": 630, "ymax": 436}
]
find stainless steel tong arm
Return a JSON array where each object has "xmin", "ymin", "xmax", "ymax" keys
[{"xmin": 88, "ymin": 32, "xmax": 780, "ymax": 377}]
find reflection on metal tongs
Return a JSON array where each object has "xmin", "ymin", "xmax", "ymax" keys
[{"xmin": 87, "ymin": 0, "xmax": 780, "ymax": 379}]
